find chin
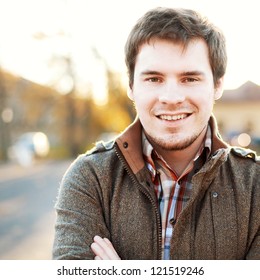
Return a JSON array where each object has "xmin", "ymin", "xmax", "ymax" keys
[
  {"xmin": 159, "ymin": 141, "xmax": 196, "ymax": 151},
  {"xmin": 151, "ymin": 133, "xmax": 201, "ymax": 151}
]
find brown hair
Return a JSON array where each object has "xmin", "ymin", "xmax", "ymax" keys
[{"xmin": 125, "ymin": 7, "xmax": 227, "ymax": 88}]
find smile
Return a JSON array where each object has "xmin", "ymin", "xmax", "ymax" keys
[{"xmin": 158, "ymin": 113, "xmax": 190, "ymax": 121}]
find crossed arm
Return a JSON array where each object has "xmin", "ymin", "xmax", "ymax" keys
[{"xmin": 90, "ymin": 235, "xmax": 121, "ymax": 260}]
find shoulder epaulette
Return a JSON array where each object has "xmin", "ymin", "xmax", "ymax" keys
[
  {"xmin": 86, "ymin": 140, "xmax": 115, "ymax": 155},
  {"xmin": 231, "ymin": 147, "xmax": 260, "ymax": 162}
]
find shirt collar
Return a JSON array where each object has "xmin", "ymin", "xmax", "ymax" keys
[{"xmin": 142, "ymin": 125, "xmax": 212, "ymax": 179}]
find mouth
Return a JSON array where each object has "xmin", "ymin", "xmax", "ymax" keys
[{"xmin": 157, "ymin": 113, "xmax": 191, "ymax": 121}]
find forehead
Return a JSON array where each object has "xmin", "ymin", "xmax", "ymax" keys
[{"xmin": 135, "ymin": 38, "xmax": 211, "ymax": 73}]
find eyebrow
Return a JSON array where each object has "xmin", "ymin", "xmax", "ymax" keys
[
  {"xmin": 140, "ymin": 70, "xmax": 205, "ymax": 77},
  {"xmin": 140, "ymin": 70, "xmax": 163, "ymax": 76},
  {"xmin": 180, "ymin": 71, "xmax": 205, "ymax": 77}
]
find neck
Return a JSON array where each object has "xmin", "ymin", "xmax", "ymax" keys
[{"xmin": 154, "ymin": 128, "xmax": 207, "ymax": 176}]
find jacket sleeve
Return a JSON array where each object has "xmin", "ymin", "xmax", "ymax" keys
[
  {"xmin": 246, "ymin": 230, "xmax": 260, "ymax": 260},
  {"xmin": 52, "ymin": 155, "xmax": 110, "ymax": 259},
  {"xmin": 246, "ymin": 183, "xmax": 260, "ymax": 260},
  {"xmin": 246, "ymin": 161, "xmax": 260, "ymax": 260}
]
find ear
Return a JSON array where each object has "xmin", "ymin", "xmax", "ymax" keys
[
  {"xmin": 214, "ymin": 76, "xmax": 225, "ymax": 100},
  {"xmin": 127, "ymin": 86, "xmax": 134, "ymax": 101}
]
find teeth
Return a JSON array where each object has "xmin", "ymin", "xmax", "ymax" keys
[{"xmin": 159, "ymin": 114, "xmax": 188, "ymax": 121}]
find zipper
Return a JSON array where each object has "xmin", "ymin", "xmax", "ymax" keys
[{"xmin": 115, "ymin": 144, "xmax": 162, "ymax": 260}]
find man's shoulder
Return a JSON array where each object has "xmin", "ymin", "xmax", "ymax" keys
[
  {"xmin": 226, "ymin": 147, "xmax": 260, "ymax": 178},
  {"xmin": 86, "ymin": 140, "xmax": 116, "ymax": 156},
  {"xmin": 221, "ymin": 147, "xmax": 260, "ymax": 193},
  {"xmin": 230, "ymin": 146, "xmax": 260, "ymax": 164},
  {"xmin": 64, "ymin": 140, "xmax": 118, "ymax": 180},
  {"xmin": 80, "ymin": 140, "xmax": 118, "ymax": 168}
]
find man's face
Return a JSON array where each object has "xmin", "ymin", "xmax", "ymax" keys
[{"xmin": 128, "ymin": 38, "xmax": 223, "ymax": 151}]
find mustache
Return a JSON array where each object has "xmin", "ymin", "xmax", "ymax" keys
[{"xmin": 152, "ymin": 105, "xmax": 195, "ymax": 114}]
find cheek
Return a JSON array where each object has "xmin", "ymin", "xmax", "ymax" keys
[
  {"xmin": 192, "ymin": 90, "xmax": 215, "ymax": 108},
  {"xmin": 198, "ymin": 97, "xmax": 215, "ymax": 119},
  {"xmin": 135, "ymin": 100, "xmax": 150, "ymax": 115},
  {"xmin": 132, "ymin": 91, "xmax": 155, "ymax": 110}
]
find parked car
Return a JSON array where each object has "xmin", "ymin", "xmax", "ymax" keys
[{"xmin": 8, "ymin": 132, "xmax": 50, "ymax": 166}]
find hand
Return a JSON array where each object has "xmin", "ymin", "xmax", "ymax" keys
[{"xmin": 90, "ymin": 235, "xmax": 121, "ymax": 260}]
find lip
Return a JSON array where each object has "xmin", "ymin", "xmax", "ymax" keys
[
  {"xmin": 156, "ymin": 111, "xmax": 192, "ymax": 119},
  {"xmin": 155, "ymin": 112, "xmax": 193, "ymax": 126}
]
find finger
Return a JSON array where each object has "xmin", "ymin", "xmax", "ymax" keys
[
  {"xmin": 92, "ymin": 236, "xmax": 120, "ymax": 260},
  {"xmin": 93, "ymin": 236, "xmax": 115, "ymax": 259},
  {"xmin": 103, "ymin": 237, "xmax": 113, "ymax": 247},
  {"xmin": 90, "ymin": 241, "xmax": 109, "ymax": 260},
  {"xmin": 93, "ymin": 235, "xmax": 112, "ymax": 251},
  {"xmin": 103, "ymin": 238, "xmax": 120, "ymax": 257}
]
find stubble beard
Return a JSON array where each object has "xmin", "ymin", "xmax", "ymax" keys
[{"xmin": 146, "ymin": 127, "xmax": 205, "ymax": 151}]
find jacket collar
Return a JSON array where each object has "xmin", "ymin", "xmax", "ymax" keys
[
  {"xmin": 116, "ymin": 115, "xmax": 229, "ymax": 175},
  {"xmin": 208, "ymin": 115, "xmax": 229, "ymax": 152},
  {"xmin": 116, "ymin": 116, "xmax": 144, "ymax": 174}
]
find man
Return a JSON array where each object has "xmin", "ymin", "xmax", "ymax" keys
[{"xmin": 53, "ymin": 7, "xmax": 260, "ymax": 260}]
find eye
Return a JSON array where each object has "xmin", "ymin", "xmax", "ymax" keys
[
  {"xmin": 146, "ymin": 77, "xmax": 163, "ymax": 83},
  {"xmin": 182, "ymin": 77, "xmax": 199, "ymax": 83}
]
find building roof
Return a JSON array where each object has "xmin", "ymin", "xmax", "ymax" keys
[{"xmin": 220, "ymin": 81, "xmax": 260, "ymax": 102}]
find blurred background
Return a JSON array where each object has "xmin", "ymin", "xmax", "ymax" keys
[{"xmin": 0, "ymin": 0, "xmax": 259, "ymax": 259}]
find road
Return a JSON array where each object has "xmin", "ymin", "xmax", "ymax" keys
[{"xmin": 0, "ymin": 159, "xmax": 72, "ymax": 260}]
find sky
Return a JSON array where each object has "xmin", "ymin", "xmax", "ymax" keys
[{"xmin": 0, "ymin": 0, "xmax": 259, "ymax": 99}]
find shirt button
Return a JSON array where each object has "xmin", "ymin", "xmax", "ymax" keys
[{"xmin": 212, "ymin": 192, "xmax": 218, "ymax": 198}]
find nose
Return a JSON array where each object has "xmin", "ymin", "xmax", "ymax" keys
[{"xmin": 158, "ymin": 81, "xmax": 185, "ymax": 104}]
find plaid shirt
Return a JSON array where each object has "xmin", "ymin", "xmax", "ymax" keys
[{"xmin": 142, "ymin": 126, "xmax": 212, "ymax": 259}]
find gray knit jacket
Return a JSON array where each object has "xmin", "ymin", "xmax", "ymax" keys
[{"xmin": 53, "ymin": 116, "xmax": 260, "ymax": 259}]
